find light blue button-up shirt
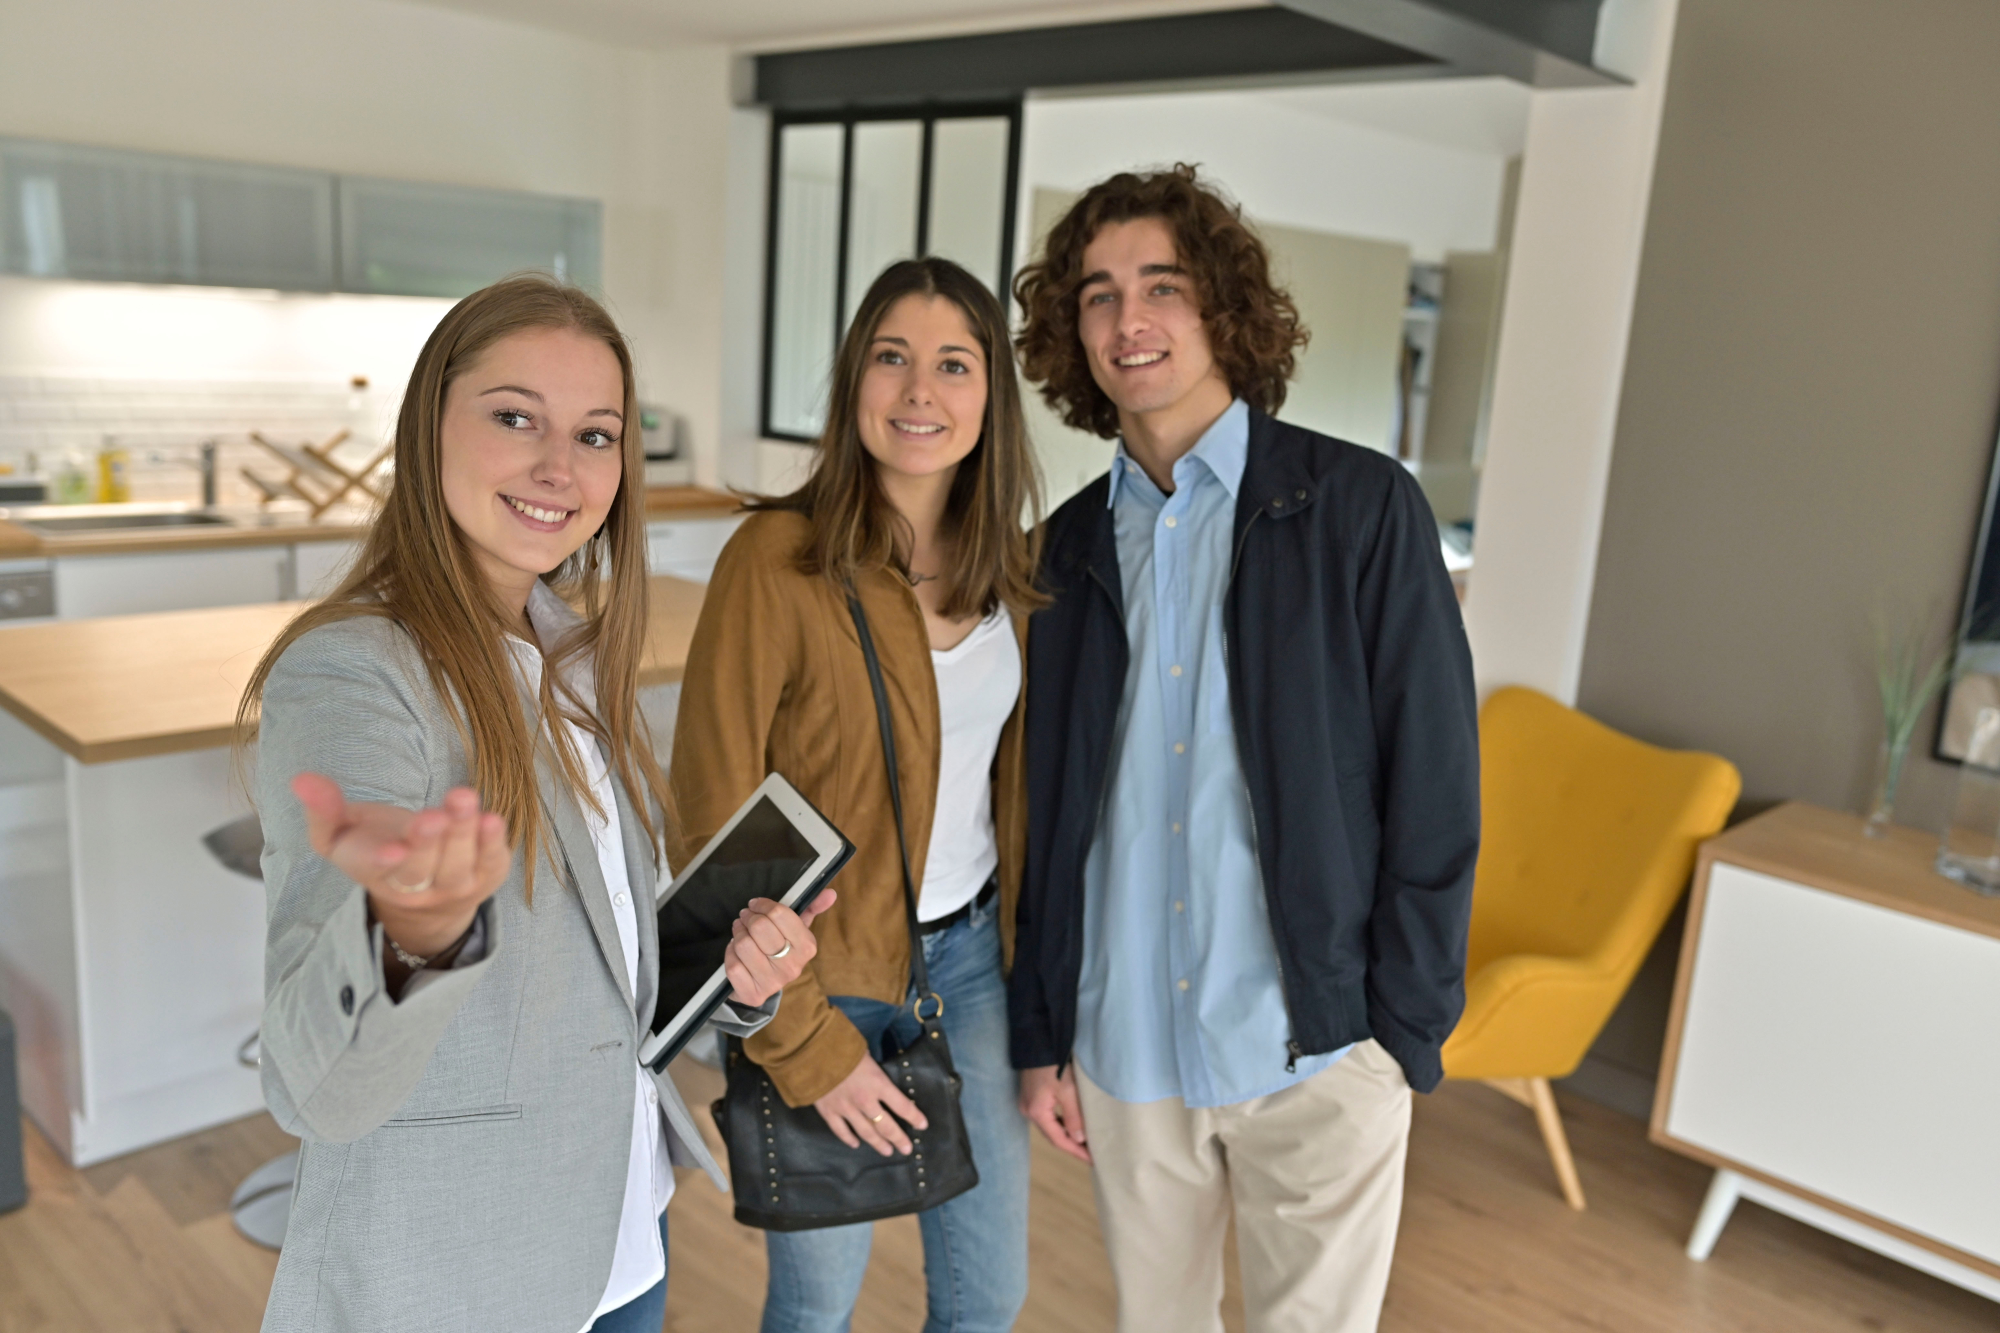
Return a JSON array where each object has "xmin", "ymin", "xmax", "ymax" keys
[{"xmin": 1074, "ymin": 399, "xmax": 1347, "ymax": 1109}]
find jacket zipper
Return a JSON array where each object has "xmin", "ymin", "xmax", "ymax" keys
[
  {"xmin": 1222, "ymin": 507, "xmax": 1306, "ymax": 1074},
  {"xmin": 1063, "ymin": 559, "xmax": 1126, "ymax": 1077}
]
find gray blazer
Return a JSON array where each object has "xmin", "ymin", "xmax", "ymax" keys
[{"xmin": 256, "ymin": 614, "xmax": 760, "ymax": 1333}]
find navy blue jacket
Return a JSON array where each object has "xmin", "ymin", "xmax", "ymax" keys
[{"xmin": 1009, "ymin": 409, "xmax": 1480, "ymax": 1093}]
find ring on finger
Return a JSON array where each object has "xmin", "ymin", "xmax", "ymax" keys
[
  {"xmin": 868, "ymin": 1112, "xmax": 885, "ymax": 1123},
  {"xmin": 766, "ymin": 941, "xmax": 794, "ymax": 961},
  {"xmin": 389, "ymin": 873, "xmax": 434, "ymax": 894}
]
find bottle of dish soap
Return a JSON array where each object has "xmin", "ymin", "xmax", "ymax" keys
[{"xmin": 95, "ymin": 436, "xmax": 131, "ymax": 503}]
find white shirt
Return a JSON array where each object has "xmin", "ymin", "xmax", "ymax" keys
[
  {"xmin": 504, "ymin": 586, "xmax": 673, "ymax": 1327},
  {"xmin": 919, "ymin": 608, "xmax": 1020, "ymax": 921}
]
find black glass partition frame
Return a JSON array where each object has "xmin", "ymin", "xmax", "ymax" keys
[
  {"xmin": 759, "ymin": 102, "xmax": 1022, "ymax": 444},
  {"xmin": 1937, "ymin": 405, "xmax": 2000, "ymax": 761}
]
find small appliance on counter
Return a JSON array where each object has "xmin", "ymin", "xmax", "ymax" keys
[
  {"xmin": 641, "ymin": 403, "xmax": 692, "ymax": 486},
  {"xmin": 0, "ymin": 479, "xmax": 45, "ymax": 504}
]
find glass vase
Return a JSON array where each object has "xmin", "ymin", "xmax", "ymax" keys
[
  {"xmin": 1863, "ymin": 739, "xmax": 1909, "ymax": 839},
  {"xmin": 1937, "ymin": 706, "xmax": 2000, "ymax": 895}
]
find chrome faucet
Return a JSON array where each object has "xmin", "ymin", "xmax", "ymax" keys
[{"xmin": 199, "ymin": 439, "xmax": 218, "ymax": 509}]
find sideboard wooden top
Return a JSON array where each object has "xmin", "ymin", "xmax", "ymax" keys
[
  {"xmin": 0, "ymin": 575, "xmax": 707, "ymax": 764},
  {"xmin": 1703, "ymin": 801, "xmax": 2000, "ymax": 942}
]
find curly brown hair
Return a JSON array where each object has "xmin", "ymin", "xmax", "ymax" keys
[{"xmin": 1013, "ymin": 164, "xmax": 1308, "ymax": 440}]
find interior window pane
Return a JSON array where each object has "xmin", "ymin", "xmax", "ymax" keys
[
  {"xmin": 845, "ymin": 120, "xmax": 922, "ymax": 328},
  {"xmin": 925, "ymin": 117, "xmax": 1010, "ymax": 299},
  {"xmin": 769, "ymin": 123, "xmax": 844, "ymax": 438}
]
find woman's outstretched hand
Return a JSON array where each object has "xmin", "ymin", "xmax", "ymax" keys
[
  {"xmin": 291, "ymin": 772, "xmax": 511, "ymax": 963},
  {"xmin": 723, "ymin": 892, "xmax": 835, "ymax": 1009}
]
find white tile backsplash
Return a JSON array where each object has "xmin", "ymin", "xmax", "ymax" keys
[{"xmin": 0, "ymin": 374, "xmax": 389, "ymax": 507}]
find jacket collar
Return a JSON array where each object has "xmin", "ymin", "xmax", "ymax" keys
[
  {"xmin": 1236, "ymin": 406, "xmax": 1319, "ymax": 536},
  {"xmin": 508, "ymin": 579, "xmax": 649, "ymax": 1020}
]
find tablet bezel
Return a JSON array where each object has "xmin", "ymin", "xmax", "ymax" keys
[{"xmin": 637, "ymin": 772, "xmax": 851, "ymax": 1073}]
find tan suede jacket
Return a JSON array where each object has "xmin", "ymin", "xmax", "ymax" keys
[{"xmin": 671, "ymin": 510, "xmax": 1027, "ymax": 1107}]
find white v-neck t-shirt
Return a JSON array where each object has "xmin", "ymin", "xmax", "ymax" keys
[
  {"xmin": 919, "ymin": 608, "xmax": 1020, "ymax": 921},
  {"xmin": 505, "ymin": 599, "xmax": 673, "ymax": 1329}
]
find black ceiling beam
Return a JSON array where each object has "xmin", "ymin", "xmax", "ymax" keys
[
  {"xmin": 752, "ymin": 7, "xmax": 1440, "ymax": 110},
  {"xmin": 1276, "ymin": 0, "xmax": 1622, "ymax": 87}
]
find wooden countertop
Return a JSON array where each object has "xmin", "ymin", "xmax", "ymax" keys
[
  {"xmin": 0, "ymin": 575, "xmax": 708, "ymax": 764},
  {"xmin": 0, "ymin": 486, "xmax": 740, "ymax": 559},
  {"xmin": 1701, "ymin": 800, "xmax": 2000, "ymax": 942}
]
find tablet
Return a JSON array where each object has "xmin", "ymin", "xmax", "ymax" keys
[{"xmin": 638, "ymin": 773, "xmax": 852, "ymax": 1073}]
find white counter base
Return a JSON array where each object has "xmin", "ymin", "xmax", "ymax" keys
[{"xmin": 0, "ymin": 710, "xmax": 264, "ymax": 1165}]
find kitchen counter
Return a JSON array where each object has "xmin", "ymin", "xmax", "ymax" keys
[
  {"xmin": 0, "ymin": 574, "xmax": 708, "ymax": 763},
  {"xmin": 0, "ymin": 485, "xmax": 740, "ymax": 558},
  {"xmin": 0, "ymin": 571, "xmax": 714, "ymax": 1166}
]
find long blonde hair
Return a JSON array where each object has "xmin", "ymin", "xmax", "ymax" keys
[{"xmin": 238, "ymin": 274, "xmax": 671, "ymax": 899}]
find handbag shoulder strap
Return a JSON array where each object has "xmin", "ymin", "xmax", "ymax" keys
[{"xmin": 845, "ymin": 588, "xmax": 937, "ymax": 1013}]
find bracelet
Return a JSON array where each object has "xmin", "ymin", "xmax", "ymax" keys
[{"xmin": 384, "ymin": 920, "xmax": 475, "ymax": 974}]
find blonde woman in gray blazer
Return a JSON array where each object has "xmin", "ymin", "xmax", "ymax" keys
[{"xmin": 242, "ymin": 276, "xmax": 831, "ymax": 1333}]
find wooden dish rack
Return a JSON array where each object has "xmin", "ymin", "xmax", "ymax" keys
[{"xmin": 242, "ymin": 431, "xmax": 393, "ymax": 520}]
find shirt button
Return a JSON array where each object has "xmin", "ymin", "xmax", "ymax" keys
[
  {"xmin": 1174, "ymin": 901, "xmax": 1185, "ymax": 913},
  {"xmin": 614, "ymin": 892, "xmax": 629, "ymax": 907},
  {"xmin": 1177, "ymin": 979, "xmax": 1190, "ymax": 992},
  {"xmin": 1174, "ymin": 742, "xmax": 1186, "ymax": 755},
  {"xmin": 1163, "ymin": 515, "xmax": 1177, "ymax": 529},
  {"xmin": 647, "ymin": 1084, "xmax": 658, "ymax": 1105},
  {"xmin": 338, "ymin": 984, "xmax": 354, "ymax": 1016},
  {"xmin": 1171, "ymin": 822, "xmax": 1182, "ymax": 834},
  {"xmin": 1169, "ymin": 664, "xmax": 1183, "ymax": 677}
]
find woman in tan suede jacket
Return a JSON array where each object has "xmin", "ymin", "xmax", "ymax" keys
[{"xmin": 672, "ymin": 257, "xmax": 1045, "ymax": 1333}]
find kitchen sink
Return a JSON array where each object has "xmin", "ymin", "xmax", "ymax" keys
[{"xmin": 17, "ymin": 511, "xmax": 235, "ymax": 533}]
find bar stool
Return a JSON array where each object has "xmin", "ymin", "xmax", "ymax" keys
[{"xmin": 203, "ymin": 812, "xmax": 296, "ymax": 1251}]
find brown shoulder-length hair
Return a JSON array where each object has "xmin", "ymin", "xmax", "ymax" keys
[
  {"xmin": 750, "ymin": 257, "xmax": 1046, "ymax": 621},
  {"xmin": 1014, "ymin": 163, "xmax": 1309, "ymax": 440},
  {"xmin": 236, "ymin": 274, "xmax": 672, "ymax": 899}
]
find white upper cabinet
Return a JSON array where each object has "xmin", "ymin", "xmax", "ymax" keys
[{"xmin": 0, "ymin": 139, "xmax": 335, "ymax": 291}]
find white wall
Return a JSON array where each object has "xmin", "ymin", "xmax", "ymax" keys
[
  {"xmin": 1459, "ymin": 0, "xmax": 1681, "ymax": 703},
  {"xmin": 0, "ymin": 0, "xmax": 736, "ymax": 480},
  {"xmin": 1018, "ymin": 81, "xmax": 1522, "ymax": 265}
]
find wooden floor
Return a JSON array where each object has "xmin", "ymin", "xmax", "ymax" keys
[{"xmin": 1, "ymin": 1064, "xmax": 1989, "ymax": 1332}]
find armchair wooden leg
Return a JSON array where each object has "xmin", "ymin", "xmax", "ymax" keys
[{"xmin": 1483, "ymin": 1077, "xmax": 1587, "ymax": 1211}]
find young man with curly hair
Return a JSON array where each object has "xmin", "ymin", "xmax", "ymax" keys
[{"xmin": 1008, "ymin": 166, "xmax": 1479, "ymax": 1333}]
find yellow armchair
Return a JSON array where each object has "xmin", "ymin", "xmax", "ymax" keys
[{"xmin": 1441, "ymin": 686, "xmax": 1740, "ymax": 1209}]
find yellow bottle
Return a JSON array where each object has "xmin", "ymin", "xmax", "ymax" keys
[{"xmin": 96, "ymin": 439, "xmax": 131, "ymax": 503}]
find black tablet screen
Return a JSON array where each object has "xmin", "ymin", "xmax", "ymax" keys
[{"xmin": 651, "ymin": 795, "xmax": 819, "ymax": 1037}]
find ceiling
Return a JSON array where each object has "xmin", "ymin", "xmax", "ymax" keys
[
  {"xmin": 404, "ymin": 0, "xmax": 1238, "ymax": 51},
  {"xmin": 1258, "ymin": 77, "xmax": 1531, "ymax": 158}
]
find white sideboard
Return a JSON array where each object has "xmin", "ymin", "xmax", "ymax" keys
[{"xmin": 1653, "ymin": 802, "xmax": 2000, "ymax": 1302}]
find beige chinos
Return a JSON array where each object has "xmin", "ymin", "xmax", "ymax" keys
[{"xmin": 1075, "ymin": 1039, "xmax": 1412, "ymax": 1333}]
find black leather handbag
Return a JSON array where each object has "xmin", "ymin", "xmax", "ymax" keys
[{"xmin": 712, "ymin": 590, "xmax": 980, "ymax": 1231}]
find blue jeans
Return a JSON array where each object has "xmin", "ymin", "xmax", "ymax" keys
[
  {"xmin": 588, "ymin": 1212, "xmax": 670, "ymax": 1332},
  {"xmin": 760, "ymin": 896, "xmax": 1030, "ymax": 1333}
]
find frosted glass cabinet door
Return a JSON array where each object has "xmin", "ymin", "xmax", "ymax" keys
[
  {"xmin": 0, "ymin": 138, "xmax": 335, "ymax": 290},
  {"xmin": 337, "ymin": 177, "xmax": 602, "ymax": 298}
]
